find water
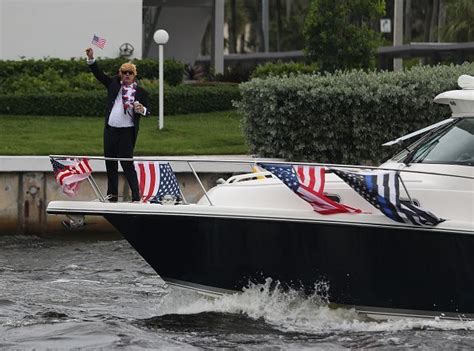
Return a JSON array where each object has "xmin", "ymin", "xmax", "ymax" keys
[{"xmin": 1, "ymin": 235, "xmax": 474, "ymax": 350}]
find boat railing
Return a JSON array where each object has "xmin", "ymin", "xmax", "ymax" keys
[{"xmin": 49, "ymin": 154, "xmax": 474, "ymax": 206}]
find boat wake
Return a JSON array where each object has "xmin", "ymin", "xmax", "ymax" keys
[{"xmin": 152, "ymin": 278, "xmax": 474, "ymax": 335}]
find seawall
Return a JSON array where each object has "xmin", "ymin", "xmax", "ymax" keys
[{"xmin": 0, "ymin": 156, "xmax": 252, "ymax": 236}]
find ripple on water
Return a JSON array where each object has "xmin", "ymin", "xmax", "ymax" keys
[{"xmin": 2, "ymin": 235, "xmax": 474, "ymax": 349}]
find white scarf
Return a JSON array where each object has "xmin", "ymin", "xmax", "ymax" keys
[{"xmin": 121, "ymin": 82, "xmax": 137, "ymax": 116}]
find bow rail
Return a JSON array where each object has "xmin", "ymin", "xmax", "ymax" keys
[{"xmin": 49, "ymin": 155, "xmax": 474, "ymax": 180}]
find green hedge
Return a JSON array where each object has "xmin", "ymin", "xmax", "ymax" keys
[
  {"xmin": 236, "ymin": 63, "xmax": 474, "ymax": 164},
  {"xmin": 0, "ymin": 58, "xmax": 184, "ymax": 86},
  {"xmin": 0, "ymin": 84, "xmax": 240, "ymax": 117},
  {"xmin": 157, "ymin": 84, "xmax": 240, "ymax": 115},
  {"xmin": 251, "ymin": 61, "xmax": 320, "ymax": 79}
]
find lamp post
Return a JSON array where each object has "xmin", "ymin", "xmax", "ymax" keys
[
  {"xmin": 393, "ymin": 0, "xmax": 404, "ymax": 71},
  {"xmin": 153, "ymin": 29, "xmax": 169, "ymax": 130}
]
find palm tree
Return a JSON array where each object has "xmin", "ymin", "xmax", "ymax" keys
[
  {"xmin": 441, "ymin": 0, "xmax": 474, "ymax": 42},
  {"xmin": 222, "ymin": 0, "xmax": 311, "ymax": 54}
]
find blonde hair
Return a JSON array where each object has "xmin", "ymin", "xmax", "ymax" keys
[{"xmin": 119, "ymin": 62, "xmax": 137, "ymax": 75}]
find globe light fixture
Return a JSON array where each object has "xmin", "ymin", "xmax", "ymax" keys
[{"xmin": 153, "ymin": 30, "xmax": 169, "ymax": 45}]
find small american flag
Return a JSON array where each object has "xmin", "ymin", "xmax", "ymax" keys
[
  {"xmin": 91, "ymin": 34, "xmax": 106, "ymax": 49},
  {"xmin": 135, "ymin": 161, "xmax": 182, "ymax": 203},
  {"xmin": 259, "ymin": 163, "xmax": 360, "ymax": 214},
  {"xmin": 50, "ymin": 158, "xmax": 92, "ymax": 196}
]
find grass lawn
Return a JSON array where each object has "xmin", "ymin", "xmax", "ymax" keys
[{"xmin": 0, "ymin": 110, "xmax": 249, "ymax": 155}]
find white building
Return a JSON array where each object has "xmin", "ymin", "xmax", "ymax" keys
[
  {"xmin": 0, "ymin": 0, "xmax": 142, "ymax": 60},
  {"xmin": 0, "ymin": 0, "xmax": 226, "ymax": 72}
]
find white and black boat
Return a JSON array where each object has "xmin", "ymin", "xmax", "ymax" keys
[{"xmin": 47, "ymin": 76, "xmax": 474, "ymax": 320}]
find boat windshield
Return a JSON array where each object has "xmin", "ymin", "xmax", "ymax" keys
[{"xmin": 405, "ymin": 118, "xmax": 474, "ymax": 166}]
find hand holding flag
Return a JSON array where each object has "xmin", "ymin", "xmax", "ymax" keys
[{"xmin": 85, "ymin": 47, "xmax": 94, "ymax": 60}]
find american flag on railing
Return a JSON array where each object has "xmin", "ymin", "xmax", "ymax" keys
[
  {"xmin": 91, "ymin": 34, "xmax": 106, "ymax": 49},
  {"xmin": 50, "ymin": 158, "xmax": 92, "ymax": 196},
  {"xmin": 134, "ymin": 161, "xmax": 181, "ymax": 203},
  {"xmin": 258, "ymin": 163, "xmax": 361, "ymax": 215},
  {"xmin": 332, "ymin": 169, "xmax": 444, "ymax": 226}
]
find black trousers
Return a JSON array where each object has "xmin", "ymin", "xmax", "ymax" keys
[{"xmin": 104, "ymin": 126, "xmax": 140, "ymax": 201}]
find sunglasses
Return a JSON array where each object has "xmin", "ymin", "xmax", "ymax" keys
[{"xmin": 121, "ymin": 70, "xmax": 135, "ymax": 75}]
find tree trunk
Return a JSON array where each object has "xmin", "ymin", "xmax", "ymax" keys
[
  {"xmin": 257, "ymin": 0, "xmax": 265, "ymax": 52},
  {"xmin": 229, "ymin": 0, "xmax": 237, "ymax": 53},
  {"xmin": 423, "ymin": 0, "xmax": 433, "ymax": 42},
  {"xmin": 438, "ymin": 0, "xmax": 446, "ymax": 42},
  {"xmin": 276, "ymin": 0, "xmax": 282, "ymax": 51},
  {"xmin": 404, "ymin": 0, "xmax": 412, "ymax": 43},
  {"xmin": 239, "ymin": 32, "xmax": 246, "ymax": 53},
  {"xmin": 429, "ymin": 0, "xmax": 439, "ymax": 42}
]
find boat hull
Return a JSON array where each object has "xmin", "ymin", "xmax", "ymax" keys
[{"xmin": 105, "ymin": 213, "xmax": 474, "ymax": 318}]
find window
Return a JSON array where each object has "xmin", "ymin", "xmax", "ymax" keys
[{"xmin": 407, "ymin": 118, "xmax": 474, "ymax": 166}]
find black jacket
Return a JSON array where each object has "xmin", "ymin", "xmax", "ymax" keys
[{"xmin": 89, "ymin": 61, "xmax": 149, "ymax": 145}]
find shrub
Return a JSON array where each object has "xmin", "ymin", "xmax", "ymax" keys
[
  {"xmin": 236, "ymin": 63, "xmax": 474, "ymax": 164},
  {"xmin": 69, "ymin": 72, "xmax": 103, "ymax": 91},
  {"xmin": 159, "ymin": 84, "xmax": 240, "ymax": 115},
  {"xmin": 0, "ymin": 69, "xmax": 104, "ymax": 94},
  {"xmin": 78, "ymin": 58, "xmax": 184, "ymax": 85},
  {"xmin": 0, "ymin": 84, "xmax": 240, "ymax": 117},
  {"xmin": 0, "ymin": 58, "xmax": 184, "ymax": 86},
  {"xmin": 137, "ymin": 79, "xmax": 164, "ymax": 94},
  {"xmin": 251, "ymin": 61, "xmax": 319, "ymax": 79},
  {"xmin": 161, "ymin": 59, "xmax": 185, "ymax": 86},
  {"xmin": 1, "ymin": 68, "xmax": 72, "ymax": 94}
]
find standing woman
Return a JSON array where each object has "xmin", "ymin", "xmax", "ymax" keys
[{"xmin": 85, "ymin": 47, "xmax": 149, "ymax": 202}]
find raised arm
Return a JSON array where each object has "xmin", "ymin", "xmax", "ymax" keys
[{"xmin": 85, "ymin": 47, "xmax": 112, "ymax": 88}]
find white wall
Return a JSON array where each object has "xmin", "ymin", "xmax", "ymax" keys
[{"xmin": 0, "ymin": 0, "xmax": 142, "ymax": 60}]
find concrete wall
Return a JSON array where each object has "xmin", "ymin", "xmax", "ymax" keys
[
  {"xmin": 0, "ymin": 0, "xmax": 142, "ymax": 60},
  {"xmin": 148, "ymin": 6, "xmax": 211, "ymax": 64},
  {"xmin": 0, "ymin": 156, "xmax": 251, "ymax": 236}
]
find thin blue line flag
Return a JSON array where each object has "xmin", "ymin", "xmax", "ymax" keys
[{"xmin": 331, "ymin": 169, "xmax": 444, "ymax": 226}]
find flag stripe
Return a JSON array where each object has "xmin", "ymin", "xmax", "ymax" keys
[
  {"xmin": 307, "ymin": 167, "xmax": 316, "ymax": 191},
  {"xmin": 138, "ymin": 163, "xmax": 146, "ymax": 197},
  {"xmin": 296, "ymin": 165, "xmax": 325, "ymax": 194},
  {"xmin": 135, "ymin": 161, "xmax": 181, "ymax": 203},
  {"xmin": 143, "ymin": 162, "xmax": 157, "ymax": 202},
  {"xmin": 50, "ymin": 157, "xmax": 92, "ymax": 197},
  {"xmin": 146, "ymin": 163, "xmax": 156, "ymax": 200},
  {"xmin": 259, "ymin": 163, "xmax": 361, "ymax": 215},
  {"xmin": 333, "ymin": 168, "xmax": 443, "ymax": 226},
  {"xmin": 297, "ymin": 185, "xmax": 348, "ymax": 214},
  {"xmin": 91, "ymin": 35, "xmax": 106, "ymax": 49},
  {"xmin": 82, "ymin": 159, "xmax": 92, "ymax": 173},
  {"xmin": 143, "ymin": 163, "xmax": 152, "ymax": 197}
]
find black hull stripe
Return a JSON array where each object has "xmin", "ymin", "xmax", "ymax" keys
[
  {"xmin": 105, "ymin": 213, "xmax": 474, "ymax": 316},
  {"xmin": 47, "ymin": 208, "xmax": 469, "ymax": 235}
]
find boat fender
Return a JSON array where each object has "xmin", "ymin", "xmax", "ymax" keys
[
  {"xmin": 61, "ymin": 215, "xmax": 86, "ymax": 230},
  {"xmin": 161, "ymin": 194, "xmax": 178, "ymax": 205}
]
